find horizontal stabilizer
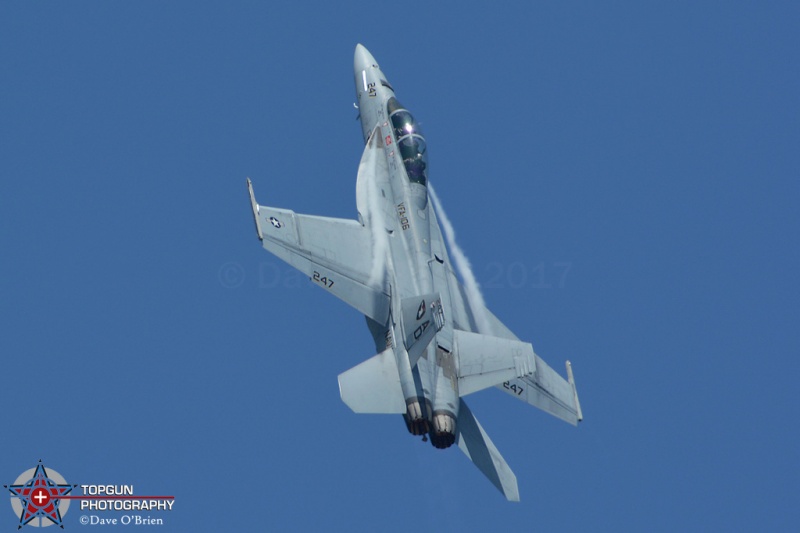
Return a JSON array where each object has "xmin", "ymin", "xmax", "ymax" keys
[
  {"xmin": 456, "ymin": 399, "xmax": 519, "ymax": 502},
  {"xmin": 338, "ymin": 348, "xmax": 405, "ymax": 414},
  {"xmin": 454, "ymin": 330, "xmax": 536, "ymax": 396}
]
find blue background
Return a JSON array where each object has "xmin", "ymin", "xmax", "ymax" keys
[{"xmin": 1, "ymin": 2, "xmax": 798, "ymax": 531}]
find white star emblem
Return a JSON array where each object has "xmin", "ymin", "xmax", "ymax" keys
[{"xmin": 269, "ymin": 217, "xmax": 282, "ymax": 229}]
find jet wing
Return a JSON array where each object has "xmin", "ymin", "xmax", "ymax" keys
[
  {"xmin": 248, "ymin": 179, "xmax": 390, "ymax": 324},
  {"xmin": 473, "ymin": 301, "xmax": 583, "ymax": 425},
  {"xmin": 445, "ymin": 268, "xmax": 583, "ymax": 425}
]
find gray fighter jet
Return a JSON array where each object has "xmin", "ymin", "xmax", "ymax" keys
[{"xmin": 247, "ymin": 44, "xmax": 582, "ymax": 501}]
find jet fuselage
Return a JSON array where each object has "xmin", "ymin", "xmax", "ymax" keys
[
  {"xmin": 354, "ymin": 44, "xmax": 460, "ymax": 447},
  {"xmin": 248, "ymin": 45, "xmax": 582, "ymax": 500}
]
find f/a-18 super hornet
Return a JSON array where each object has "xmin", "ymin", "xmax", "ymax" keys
[{"xmin": 247, "ymin": 44, "xmax": 582, "ymax": 501}]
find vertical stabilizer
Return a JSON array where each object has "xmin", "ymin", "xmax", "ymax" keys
[{"xmin": 400, "ymin": 293, "xmax": 444, "ymax": 367}]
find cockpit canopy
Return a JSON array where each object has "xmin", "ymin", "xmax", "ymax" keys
[{"xmin": 387, "ymin": 97, "xmax": 428, "ymax": 186}]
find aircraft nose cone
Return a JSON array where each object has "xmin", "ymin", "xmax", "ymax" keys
[{"xmin": 354, "ymin": 43, "xmax": 378, "ymax": 73}]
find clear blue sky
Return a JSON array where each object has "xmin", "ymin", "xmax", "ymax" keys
[{"xmin": 2, "ymin": 2, "xmax": 798, "ymax": 531}]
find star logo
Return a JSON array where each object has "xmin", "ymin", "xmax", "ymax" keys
[
  {"xmin": 269, "ymin": 217, "xmax": 282, "ymax": 229},
  {"xmin": 5, "ymin": 461, "xmax": 76, "ymax": 529}
]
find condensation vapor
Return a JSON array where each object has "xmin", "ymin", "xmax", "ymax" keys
[
  {"xmin": 428, "ymin": 183, "xmax": 493, "ymax": 334},
  {"xmin": 361, "ymin": 137, "xmax": 389, "ymax": 287}
]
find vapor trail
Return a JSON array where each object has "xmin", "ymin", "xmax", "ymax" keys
[
  {"xmin": 366, "ymin": 177, "xmax": 389, "ymax": 286},
  {"xmin": 428, "ymin": 183, "xmax": 493, "ymax": 334},
  {"xmin": 359, "ymin": 134, "xmax": 389, "ymax": 287}
]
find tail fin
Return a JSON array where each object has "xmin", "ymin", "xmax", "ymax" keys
[
  {"xmin": 337, "ymin": 348, "xmax": 405, "ymax": 414},
  {"xmin": 456, "ymin": 398, "xmax": 519, "ymax": 501},
  {"xmin": 400, "ymin": 293, "xmax": 444, "ymax": 367}
]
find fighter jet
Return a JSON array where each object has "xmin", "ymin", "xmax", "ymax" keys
[{"xmin": 247, "ymin": 44, "xmax": 582, "ymax": 501}]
